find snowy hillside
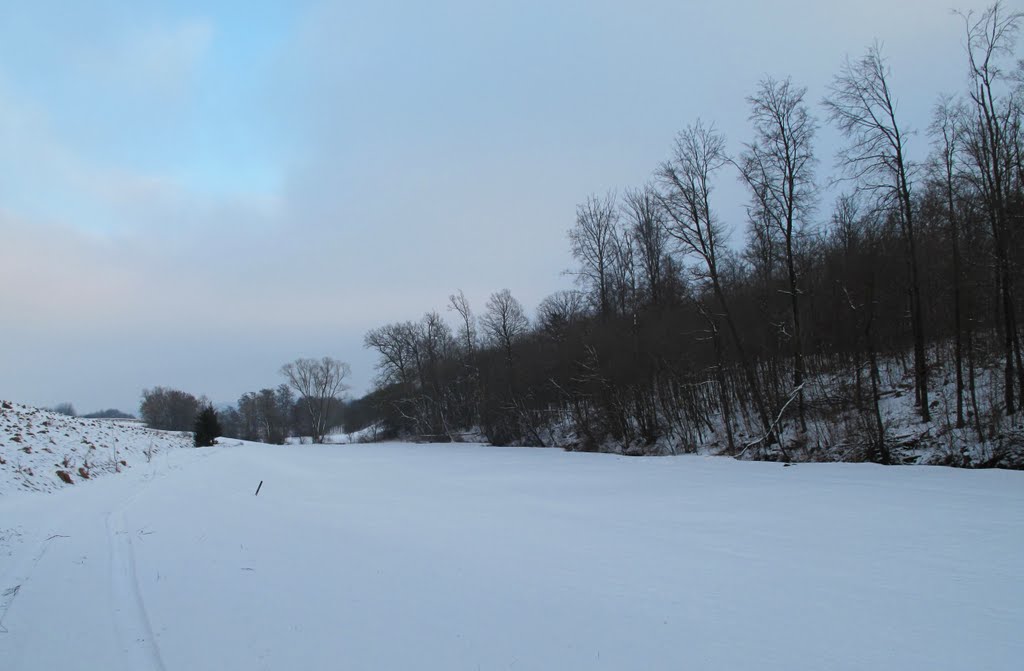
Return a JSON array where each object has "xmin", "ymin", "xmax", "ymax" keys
[
  {"xmin": 0, "ymin": 401, "xmax": 192, "ymax": 495},
  {"xmin": 1, "ymin": 440, "xmax": 1021, "ymax": 670}
]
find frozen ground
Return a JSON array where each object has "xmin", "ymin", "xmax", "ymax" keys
[{"xmin": 1, "ymin": 440, "xmax": 1021, "ymax": 670}]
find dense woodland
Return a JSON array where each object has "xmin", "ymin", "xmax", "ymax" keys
[{"xmin": 345, "ymin": 4, "xmax": 1024, "ymax": 467}]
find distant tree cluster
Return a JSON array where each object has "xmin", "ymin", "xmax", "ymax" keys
[
  {"xmin": 140, "ymin": 387, "xmax": 202, "ymax": 432},
  {"xmin": 175, "ymin": 356, "xmax": 352, "ymax": 445},
  {"xmin": 355, "ymin": 3, "xmax": 1024, "ymax": 466},
  {"xmin": 219, "ymin": 385, "xmax": 296, "ymax": 445},
  {"xmin": 82, "ymin": 409, "xmax": 135, "ymax": 420},
  {"xmin": 49, "ymin": 402, "xmax": 76, "ymax": 417}
]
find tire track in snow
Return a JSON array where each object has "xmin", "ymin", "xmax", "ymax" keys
[{"xmin": 107, "ymin": 506, "xmax": 167, "ymax": 671}]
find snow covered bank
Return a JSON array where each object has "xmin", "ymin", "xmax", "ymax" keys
[
  {"xmin": 1, "ymin": 441, "xmax": 1021, "ymax": 670},
  {"xmin": 0, "ymin": 401, "xmax": 192, "ymax": 495}
]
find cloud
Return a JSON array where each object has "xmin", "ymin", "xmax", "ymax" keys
[{"xmin": 70, "ymin": 18, "xmax": 214, "ymax": 102}]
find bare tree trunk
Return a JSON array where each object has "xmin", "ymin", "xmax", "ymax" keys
[
  {"xmin": 899, "ymin": 164, "xmax": 931, "ymax": 422},
  {"xmin": 710, "ymin": 317, "xmax": 736, "ymax": 454},
  {"xmin": 945, "ymin": 145, "xmax": 965, "ymax": 428},
  {"xmin": 999, "ymin": 257, "xmax": 1016, "ymax": 412},
  {"xmin": 786, "ymin": 235, "xmax": 807, "ymax": 432},
  {"xmin": 739, "ymin": 76, "xmax": 816, "ymax": 434},
  {"xmin": 825, "ymin": 43, "xmax": 930, "ymax": 421},
  {"xmin": 967, "ymin": 318, "xmax": 984, "ymax": 442},
  {"xmin": 863, "ymin": 280, "xmax": 889, "ymax": 464},
  {"xmin": 867, "ymin": 328, "xmax": 890, "ymax": 464},
  {"xmin": 659, "ymin": 121, "xmax": 777, "ymax": 445}
]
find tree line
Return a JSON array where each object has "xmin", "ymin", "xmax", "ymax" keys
[
  {"xmin": 353, "ymin": 3, "xmax": 1024, "ymax": 467},
  {"xmin": 139, "ymin": 357, "xmax": 351, "ymax": 445}
]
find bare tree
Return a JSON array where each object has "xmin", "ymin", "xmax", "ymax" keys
[
  {"xmin": 364, "ymin": 317, "xmax": 454, "ymax": 437},
  {"xmin": 481, "ymin": 288, "xmax": 529, "ymax": 370},
  {"xmin": 623, "ymin": 185, "xmax": 671, "ymax": 307},
  {"xmin": 364, "ymin": 322, "xmax": 419, "ymax": 387},
  {"xmin": 657, "ymin": 121, "xmax": 729, "ymax": 292},
  {"xmin": 740, "ymin": 76, "xmax": 817, "ymax": 432},
  {"xmin": 929, "ymin": 94, "xmax": 970, "ymax": 427},
  {"xmin": 824, "ymin": 42, "xmax": 930, "ymax": 421},
  {"xmin": 958, "ymin": 1, "xmax": 1024, "ymax": 413},
  {"xmin": 280, "ymin": 357, "xmax": 351, "ymax": 443},
  {"xmin": 569, "ymin": 192, "xmax": 619, "ymax": 320},
  {"xmin": 657, "ymin": 120, "xmax": 775, "ymax": 445},
  {"xmin": 448, "ymin": 290, "xmax": 483, "ymax": 429},
  {"xmin": 448, "ymin": 290, "xmax": 478, "ymax": 357},
  {"xmin": 416, "ymin": 311, "xmax": 457, "ymax": 437},
  {"xmin": 537, "ymin": 289, "xmax": 587, "ymax": 339}
]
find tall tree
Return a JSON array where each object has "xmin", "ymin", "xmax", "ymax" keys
[
  {"xmin": 365, "ymin": 322, "xmax": 418, "ymax": 388},
  {"xmin": 570, "ymin": 192, "xmax": 619, "ymax": 321},
  {"xmin": 958, "ymin": 1, "xmax": 1024, "ymax": 413},
  {"xmin": 280, "ymin": 357, "xmax": 351, "ymax": 444},
  {"xmin": 537, "ymin": 290, "xmax": 587, "ymax": 339},
  {"xmin": 448, "ymin": 290, "xmax": 478, "ymax": 357},
  {"xmin": 739, "ymin": 76, "xmax": 817, "ymax": 432},
  {"xmin": 825, "ymin": 42, "xmax": 931, "ymax": 421},
  {"xmin": 929, "ymin": 95, "xmax": 969, "ymax": 427},
  {"xmin": 193, "ymin": 405, "xmax": 222, "ymax": 448},
  {"xmin": 481, "ymin": 289, "xmax": 529, "ymax": 371},
  {"xmin": 623, "ymin": 185, "xmax": 671, "ymax": 307},
  {"xmin": 449, "ymin": 290, "xmax": 483, "ymax": 429},
  {"xmin": 657, "ymin": 120, "xmax": 775, "ymax": 446}
]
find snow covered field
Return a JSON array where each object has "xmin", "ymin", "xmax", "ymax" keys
[{"xmin": 1, "ymin": 441, "xmax": 1021, "ymax": 670}]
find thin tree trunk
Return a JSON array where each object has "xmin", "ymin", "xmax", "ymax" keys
[
  {"xmin": 867, "ymin": 333, "xmax": 889, "ymax": 465},
  {"xmin": 999, "ymin": 257, "xmax": 1016, "ymax": 413},
  {"xmin": 709, "ymin": 317, "xmax": 736, "ymax": 454},
  {"xmin": 947, "ymin": 172, "xmax": 965, "ymax": 428},
  {"xmin": 902, "ymin": 205, "xmax": 930, "ymax": 422},
  {"xmin": 786, "ymin": 234, "xmax": 807, "ymax": 432},
  {"xmin": 863, "ymin": 280, "xmax": 890, "ymax": 464},
  {"xmin": 966, "ymin": 320, "xmax": 984, "ymax": 442}
]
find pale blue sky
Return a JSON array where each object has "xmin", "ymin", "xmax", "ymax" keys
[{"xmin": 0, "ymin": 0, "xmax": 1002, "ymax": 413}]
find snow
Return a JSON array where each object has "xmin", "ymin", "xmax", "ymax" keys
[
  {"xmin": 1, "ymin": 438, "xmax": 1022, "ymax": 670},
  {"xmin": 0, "ymin": 401, "xmax": 191, "ymax": 495}
]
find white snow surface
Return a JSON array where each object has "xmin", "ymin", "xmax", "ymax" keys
[
  {"xmin": 0, "ymin": 402, "xmax": 191, "ymax": 495},
  {"xmin": 1, "ymin": 440, "xmax": 1021, "ymax": 670}
]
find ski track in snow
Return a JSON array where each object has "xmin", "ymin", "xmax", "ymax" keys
[{"xmin": 105, "ymin": 477, "xmax": 167, "ymax": 671}]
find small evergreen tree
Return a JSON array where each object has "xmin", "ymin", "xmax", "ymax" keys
[{"xmin": 193, "ymin": 405, "xmax": 221, "ymax": 447}]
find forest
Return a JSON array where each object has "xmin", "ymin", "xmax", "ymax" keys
[{"xmin": 345, "ymin": 3, "xmax": 1024, "ymax": 468}]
